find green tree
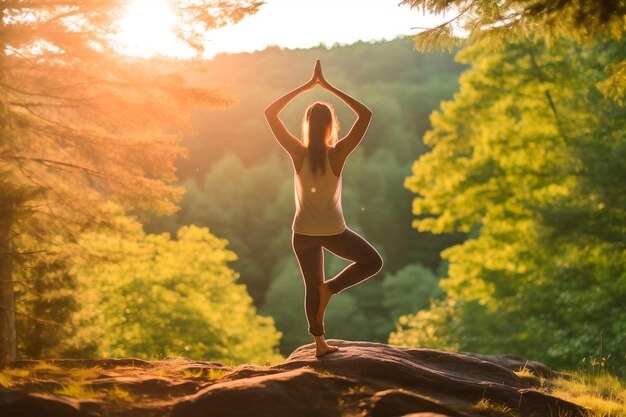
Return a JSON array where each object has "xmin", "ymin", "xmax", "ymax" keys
[
  {"xmin": 402, "ymin": 0, "xmax": 625, "ymax": 51},
  {"xmin": 0, "ymin": 0, "xmax": 261, "ymax": 364},
  {"xmin": 259, "ymin": 259, "xmax": 311, "ymax": 353},
  {"xmin": 395, "ymin": 37, "xmax": 626, "ymax": 372},
  {"xmin": 66, "ymin": 218, "xmax": 282, "ymax": 365},
  {"xmin": 15, "ymin": 258, "xmax": 78, "ymax": 358},
  {"xmin": 382, "ymin": 263, "xmax": 442, "ymax": 322},
  {"xmin": 148, "ymin": 152, "xmax": 292, "ymax": 304},
  {"xmin": 401, "ymin": 0, "xmax": 625, "ymax": 108}
]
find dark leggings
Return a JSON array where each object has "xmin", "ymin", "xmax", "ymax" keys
[{"xmin": 292, "ymin": 227, "xmax": 384, "ymax": 336}]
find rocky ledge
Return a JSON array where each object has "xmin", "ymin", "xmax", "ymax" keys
[{"xmin": 0, "ymin": 339, "xmax": 586, "ymax": 417}]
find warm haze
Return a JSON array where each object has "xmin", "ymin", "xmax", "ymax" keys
[
  {"xmin": 1, "ymin": 0, "xmax": 624, "ymax": 416},
  {"xmin": 113, "ymin": 0, "xmax": 448, "ymax": 58}
]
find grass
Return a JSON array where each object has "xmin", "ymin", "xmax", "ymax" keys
[
  {"xmin": 473, "ymin": 397, "xmax": 518, "ymax": 417},
  {"xmin": 136, "ymin": 359, "xmax": 230, "ymax": 380},
  {"xmin": 207, "ymin": 367, "xmax": 230, "ymax": 380},
  {"xmin": 152, "ymin": 368, "xmax": 172, "ymax": 378},
  {"xmin": 0, "ymin": 360, "xmax": 66, "ymax": 387},
  {"xmin": 347, "ymin": 385, "xmax": 370, "ymax": 395},
  {"xmin": 112, "ymin": 365, "xmax": 143, "ymax": 372},
  {"xmin": 0, "ymin": 373, "xmax": 14, "ymax": 388},
  {"xmin": 68, "ymin": 366, "xmax": 104, "ymax": 380},
  {"xmin": 105, "ymin": 385, "xmax": 134, "ymax": 402},
  {"xmin": 549, "ymin": 371, "xmax": 626, "ymax": 417},
  {"xmin": 149, "ymin": 363, "xmax": 229, "ymax": 381},
  {"xmin": 513, "ymin": 366, "xmax": 549, "ymax": 392},
  {"xmin": 54, "ymin": 382, "xmax": 101, "ymax": 399},
  {"xmin": 0, "ymin": 357, "xmax": 233, "ymax": 405},
  {"xmin": 514, "ymin": 366, "xmax": 544, "ymax": 381},
  {"xmin": 4, "ymin": 368, "xmax": 31, "ymax": 378},
  {"xmin": 30, "ymin": 361, "xmax": 63, "ymax": 372},
  {"xmin": 182, "ymin": 368, "xmax": 205, "ymax": 378}
]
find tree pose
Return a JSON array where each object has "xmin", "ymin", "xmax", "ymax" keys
[{"xmin": 264, "ymin": 60, "xmax": 384, "ymax": 358}]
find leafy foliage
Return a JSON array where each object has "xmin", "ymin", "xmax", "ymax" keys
[
  {"xmin": 0, "ymin": 0, "xmax": 261, "ymax": 363},
  {"xmin": 402, "ymin": 0, "xmax": 626, "ymax": 106},
  {"xmin": 15, "ymin": 258, "xmax": 79, "ymax": 358},
  {"xmin": 61, "ymin": 218, "xmax": 282, "ymax": 364},
  {"xmin": 382, "ymin": 263, "xmax": 442, "ymax": 321},
  {"xmin": 2, "ymin": 0, "xmax": 260, "ymax": 238},
  {"xmin": 393, "ymin": 36, "xmax": 626, "ymax": 374},
  {"xmin": 402, "ymin": 0, "xmax": 625, "ymax": 51}
]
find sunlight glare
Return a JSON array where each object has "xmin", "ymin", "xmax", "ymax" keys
[{"xmin": 115, "ymin": 0, "xmax": 193, "ymax": 58}]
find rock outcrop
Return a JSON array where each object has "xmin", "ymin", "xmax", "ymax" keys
[{"xmin": 0, "ymin": 340, "xmax": 587, "ymax": 417}]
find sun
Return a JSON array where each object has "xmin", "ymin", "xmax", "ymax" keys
[{"xmin": 114, "ymin": 0, "xmax": 194, "ymax": 58}]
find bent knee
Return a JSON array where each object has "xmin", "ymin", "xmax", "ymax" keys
[{"xmin": 366, "ymin": 254, "xmax": 383, "ymax": 275}]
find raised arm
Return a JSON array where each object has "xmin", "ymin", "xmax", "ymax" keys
[
  {"xmin": 263, "ymin": 69, "xmax": 316, "ymax": 164},
  {"xmin": 318, "ymin": 66, "xmax": 372, "ymax": 165}
]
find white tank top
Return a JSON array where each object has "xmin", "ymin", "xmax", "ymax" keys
[{"xmin": 293, "ymin": 148, "xmax": 346, "ymax": 236}]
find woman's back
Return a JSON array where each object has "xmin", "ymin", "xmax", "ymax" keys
[{"xmin": 293, "ymin": 148, "xmax": 346, "ymax": 236}]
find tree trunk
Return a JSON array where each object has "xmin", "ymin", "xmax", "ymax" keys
[
  {"xmin": 0, "ymin": 16, "xmax": 17, "ymax": 365},
  {"xmin": 0, "ymin": 208, "xmax": 16, "ymax": 367}
]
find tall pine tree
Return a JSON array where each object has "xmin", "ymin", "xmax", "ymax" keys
[{"xmin": 0, "ymin": 0, "xmax": 261, "ymax": 365}]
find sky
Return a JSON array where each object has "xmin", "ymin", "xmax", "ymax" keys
[
  {"xmin": 201, "ymin": 0, "xmax": 446, "ymax": 58},
  {"xmin": 115, "ymin": 0, "xmax": 448, "ymax": 58}
]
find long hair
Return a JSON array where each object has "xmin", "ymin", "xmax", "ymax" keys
[{"xmin": 301, "ymin": 101, "xmax": 339, "ymax": 175}]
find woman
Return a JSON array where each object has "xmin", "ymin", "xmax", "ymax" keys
[{"xmin": 264, "ymin": 59, "xmax": 384, "ymax": 358}]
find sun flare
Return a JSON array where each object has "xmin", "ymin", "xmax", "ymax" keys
[{"xmin": 114, "ymin": 0, "xmax": 193, "ymax": 58}]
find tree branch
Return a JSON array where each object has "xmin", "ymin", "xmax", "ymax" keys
[
  {"xmin": 0, "ymin": 81, "xmax": 92, "ymax": 103},
  {"xmin": 410, "ymin": 1, "xmax": 475, "ymax": 32},
  {"xmin": 0, "ymin": 303, "xmax": 66, "ymax": 329},
  {"xmin": 4, "ymin": 154, "xmax": 107, "ymax": 179},
  {"xmin": 0, "ymin": 250, "xmax": 47, "ymax": 257}
]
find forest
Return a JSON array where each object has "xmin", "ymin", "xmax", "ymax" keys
[
  {"xmin": 144, "ymin": 38, "xmax": 467, "ymax": 355},
  {"xmin": 1, "ymin": 0, "xmax": 624, "ymax": 387}
]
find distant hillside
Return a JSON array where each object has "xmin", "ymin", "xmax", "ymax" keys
[
  {"xmin": 179, "ymin": 37, "xmax": 467, "ymax": 178},
  {"xmin": 144, "ymin": 38, "xmax": 468, "ymax": 350}
]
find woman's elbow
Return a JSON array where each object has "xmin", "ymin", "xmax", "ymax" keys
[
  {"xmin": 263, "ymin": 108, "xmax": 276, "ymax": 124},
  {"xmin": 362, "ymin": 109, "xmax": 372, "ymax": 125}
]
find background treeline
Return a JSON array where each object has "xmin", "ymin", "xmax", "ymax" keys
[
  {"xmin": 144, "ymin": 38, "xmax": 467, "ymax": 354},
  {"xmin": 390, "ymin": 0, "xmax": 626, "ymax": 376},
  {"xmin": 2, "ymin": 0, "xmax": 287, "ymax": 366},
  {"xmin": 13, "ymin": 36, "xmax": 466, "ymax": 362},
  {"xmin": 9, "ymin": 0, "xmax": 624, "ymax": 376}
]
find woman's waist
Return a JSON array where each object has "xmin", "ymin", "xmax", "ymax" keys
[
  {"xmin": 294, "ymin": 199, "xmax": 344, "ymax": 214},
  {"xmin": 292, "ymin": 214, "xmax": 346, "ymax": 235}
]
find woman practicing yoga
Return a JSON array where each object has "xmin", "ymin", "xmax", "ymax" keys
[{"xmin": 264, "ymin": 59, "xmax": 384, "ymax": 358}]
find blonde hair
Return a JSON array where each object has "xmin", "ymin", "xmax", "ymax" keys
[{"xmin": 300, "ymin": 101, "xmax": 340, "ymax": 175}]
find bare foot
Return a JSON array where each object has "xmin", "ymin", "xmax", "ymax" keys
[
  {"xmin": 315, "ymin": 344, "xmax": 340, "ymax": 358},
  {"xmin": 316, "ymin": 281, "xmax": 333, "ymax": 326}
]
